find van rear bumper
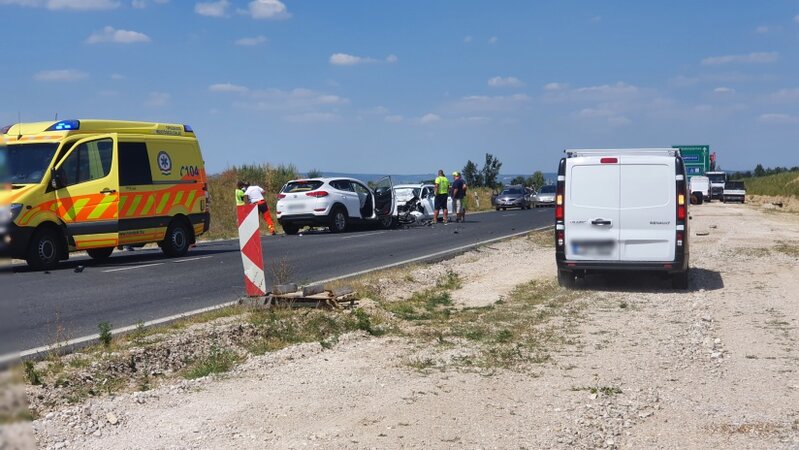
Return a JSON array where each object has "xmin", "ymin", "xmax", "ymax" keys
[{"xmin": 556, "ymin": 251, "xmax": 689, "ymax": 274}]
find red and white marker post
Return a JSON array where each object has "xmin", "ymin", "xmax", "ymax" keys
[{"xmin": 237, "ymin": 203, "xmax": 267, "ymax": 296}]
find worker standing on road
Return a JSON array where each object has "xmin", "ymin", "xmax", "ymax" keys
[
  {"xmin": 433, "ymin": 169, "xmax": 450, "ymax": 224},
  {"xmin": 243, "ymin": 181, "xmax": 277, "ymax": 235},
  {"xmin": 451, "ymin": 171, "xmax": 467, "ymax": 223}
]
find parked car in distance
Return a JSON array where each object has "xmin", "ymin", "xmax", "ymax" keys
[
  {"xmin": 392, "ymin": 184, "xmax": 453, "ymax": 220},
  {"xmin": 555, "ymin": 148, "xmax": 690, "ymax": 290},
  {"xmin": 688, "ymin": 175, "xmax": 710, "ymax": 204},
  {"xmin": 493, "ymin": 185, "xmax": 532, "ymax": 210},
  {"xmin": 533, "ymin": 184, "xmax": 557, "ymax": 207},
  {"xmin": 722, "ymin": 181, "xmax": 746, "ymax": 203},
  {"xmin": 276, "ymin": 177, "xmax": 395, "ymax": 234}
]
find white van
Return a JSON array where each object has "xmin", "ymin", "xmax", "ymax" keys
[
  {"xmin": 555, "ymin": 149, "xmax": 690, "ymax": 289},
  {"xmin": 689, "ymin": 175, "xmax": 710, "ymax": 204}
]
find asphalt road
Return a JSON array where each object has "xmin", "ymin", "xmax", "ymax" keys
[{"xmin": 0, "ymin": 208, "xmax": 553, "ymax": 356}]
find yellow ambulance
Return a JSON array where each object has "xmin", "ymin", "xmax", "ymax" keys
[{"xmin": 0, "ymin": 119, "xmax": 210, "ymax": 269}]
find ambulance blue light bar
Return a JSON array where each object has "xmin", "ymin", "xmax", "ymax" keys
[
  {"xmin": 46, "ymin": 120, "xmax": 81, "ymax": 131},
  {"xmin": 183, "ymin": 124, "xmax": 194, "ymax": 133}
]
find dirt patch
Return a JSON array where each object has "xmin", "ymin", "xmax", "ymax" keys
[{"xmin": 12, "ymin": 203, "xmax": 799, "ymax": 449}]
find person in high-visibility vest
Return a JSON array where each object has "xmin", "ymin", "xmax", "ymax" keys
[
  {"xmin": 433, "ymin": 169, "xmax": 450, "ymax": 224},
  {"xmin": 242, "ymin": 181, "xmax": 277, "ymax": 235},
  {"xmin": 235, "ymin": 181, "xmax": 247, "ymax": 206}
]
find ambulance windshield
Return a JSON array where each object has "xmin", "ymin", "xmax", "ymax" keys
[{"xmin": 0, "ymin": 143, "xmax": 58, "ymax": 185}]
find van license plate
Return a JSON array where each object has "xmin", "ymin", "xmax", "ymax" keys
[{"xmin": 572, "ymin": 241, "xmax": 615, "ymax": 256}]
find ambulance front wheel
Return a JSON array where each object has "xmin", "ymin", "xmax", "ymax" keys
[
  {"xmin": 161, "ymin": 220, "xmax": 191, "ymax": 257},
  {"xmin": 26, "ymin": 227, "xmax": 63, "ymax": 270}
]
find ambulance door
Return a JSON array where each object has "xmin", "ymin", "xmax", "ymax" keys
[{"xmin": 50, "ymin": 135, "xmax": 119, "ymax": 250}]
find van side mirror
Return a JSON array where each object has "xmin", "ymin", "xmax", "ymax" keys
[{"xmin": 50, "ymin": 168, "xmax": 65, "ymax": 190}]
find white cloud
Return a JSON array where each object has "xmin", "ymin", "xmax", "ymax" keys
[
  {"xmin": 209, "ymin": 83, "xmax": 248, "ymax": 93},
  {"xmin": 575, "ymin": 107, "xmax": 630, "ymax": 126},
  {"xmin": 488, "ymin": 36, "xmax": 498, "ymax": 44},
  {"xmin": 385, "ymin": 54, "xmax": 398, "ymax": 64},
  {"xmin": 86, "ymin": 26, "xmax": 150, "ymax": 44},
  {"xmin": 589, "ymin": 15, "xmax": 602, "ymax": 23},
  {"xmin": 195, "ymin": 0, "xmax": 228, "ymax": 17},
  {"xmin": 713, "ymin": 87, "xmax": 735, "ymax": 94},
  {"xmin": 384, "ymin": 115, "xmax": 403, "ymax": 123},
  {"xmin": 131, "ymin": 0, "xmax": 144, "ymax": 7},
  {"xmin": 235, "ymin": 35, "xmax": 267, "ymax": 46},
  {"xmin": 418, "ymin": 113, "xmax": 441, "ymax": 124},
  {"xmin": 758, "ymin": 113, "xmax": 799, "ymax": 124},
  {"xmin": 463, "ymin": 36, "xmax": 472, "ymax": 44},
  {"xmin": 488, "ymin": 76, "xmax": 524, "ymax": 88},
  {"xmin": 144, "ymin": 92, "xmax": 170, "ymax": 107},
  {"xmin": 755, "ymin": 25, "xmax": 770, "ymax": 33},
  {"xmin": 34, "ymin": 69, "xmax": 88, "ymax": 82},
  {"xmin": 233, "ymin": 87, "xmax": 349, "ymax": 112},
  {"xmin": 795, "ymin": 14, "xmax": 799, "ymax": 24},
  {"xmin": 247, "ymin": 0, "xmax": 289, "ymax": 19},
  {"xmin": 457, "ymin": 116, "xmax": 491, "ymax": 124},
  {"xmin": 701, "ymin": 51, "xmax": 778, "ymax": 65},
  {"xmin": 329, "ymin": 53, "xmax": 381, "ymax": 66},
  {"xmin": 544, "ymin": 82, "xmax": 568, "ymax": 91},
  {"xmin": 607, "ymin": 116, "xmax": 631, "ymax": 126},
  {"xmin": 110, "ymin": 73, "xmax": 125, "ymax": 80}
]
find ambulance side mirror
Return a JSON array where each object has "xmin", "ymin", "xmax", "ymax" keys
[{"xmin": 50, "ymin": 168, "xmax": 65, "ymax": 190}]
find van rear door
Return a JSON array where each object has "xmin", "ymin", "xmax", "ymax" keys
[
  {"xmin": 565, "ymin": 157, "xmax": 620, "ymax": 261},
  {"xmin": 619, "ymin": 156, "xmax": 675, "ymax": 261}
]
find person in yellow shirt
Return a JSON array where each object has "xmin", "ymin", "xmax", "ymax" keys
[
  {"xmin": 235, "ymin": 181, "xmax": 247, "ymax": 206},
  {"xmin": 433, "ymin": 169, "xmax": 450, "ymax": 224}
]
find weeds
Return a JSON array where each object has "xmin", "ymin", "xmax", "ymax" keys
[
  {"xmin": 184, "ymin": 341, "xmax": 238, "ymax": 379},
  {"xmin": 23, "ymin": 361, "xmax": 42, "ymax": 386},
  {"xmin": 774, "ymin": 241, "xmax": 799, "ymax": 258},
  {"xmin": 98, "ymin": 321, "xmax": 113, "ymax": 348}
]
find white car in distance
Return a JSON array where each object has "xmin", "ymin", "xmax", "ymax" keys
[{"xmin": 276, "ymin": 177, "xmax": 395, "ymax": 234}]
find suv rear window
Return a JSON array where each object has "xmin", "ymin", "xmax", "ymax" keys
[
  {"xmin": 282, "ymin": 181, "xmax": 324, "ymax": 193},
  {"xmin": 726, "ymin": 181, "xmax": 745, "ymax": 190}
]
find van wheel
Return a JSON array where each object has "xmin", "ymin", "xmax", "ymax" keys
[
  {"xmin": 162, "ymin": 220, "xmax": 191, "ymax": 257},
  {"xmin": 87, "ymin": 247, "xmax": 114, "ymax": 260},
  {"xmin": 282, "ymin": 224, "xmax": 299, "ymax": 235},
  {"xmin": 26, "ymin": 227, "xmax": 63, "ymax": 270},
  {"xmin": 329, "ymin": 207, "xmax": 348, "ymax": 233},
  {"xmin": 672, "ymin": 270, "xmax": 689, "ymax": 290},
  {"xmin": 557, "ymin": 270, "xmax": 576, "ymax": 288},
  {"xmin": 696, "ymin": 193, "xmax": 704, "ymax": 205}
]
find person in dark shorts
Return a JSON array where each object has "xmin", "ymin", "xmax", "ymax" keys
[
  {"xmin": 433, "ymin": 169, "xmax": 450, "ymax": 224},
  {"xmin": 450, "ymin": 171, "xmax": 467, "ymax": 222}
]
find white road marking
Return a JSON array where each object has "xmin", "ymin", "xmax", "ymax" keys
[
  {"xmin": 339, "ymin": 231, "xmax": 386, "ymax": 240},
  {"xmin": 173, "ymin": 255, "xmax": 214, "ymax": 263},
  {"xmin": 102, "ymin": 263, "xmax": 164, "ymax": 273},
  {"xmin": 501, "ymin": 213, "xmax": 517, "ymax": 217},
  {"xmin": 0, "ymin": 224, "xmax": 552, "ymax": 365}
]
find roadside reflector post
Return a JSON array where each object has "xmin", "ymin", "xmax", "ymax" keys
[{"xmin": 237, "ymin": 204, "xmax": 267, "ymax": 297}]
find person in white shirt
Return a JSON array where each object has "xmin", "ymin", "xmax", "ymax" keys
[{"xmin": 243, "ymin": 182, "xmax": 276, "ymax": 235}]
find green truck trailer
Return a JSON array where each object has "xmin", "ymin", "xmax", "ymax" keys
[{"xmin": 673, "ymin": 145, "xmax": 710, "ymax": 177}]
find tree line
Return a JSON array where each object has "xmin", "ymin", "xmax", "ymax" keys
[
  {"xmin": 461, "ymin": 153, "xmax": 547, "ymax": 191},
  {"xmin": 727, "ymin": 164, "xmax": 799, "ymax": 180}
]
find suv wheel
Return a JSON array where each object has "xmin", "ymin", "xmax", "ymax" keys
[
  {"xmin": 378, "ymin": 215, "xmax": 395, "ymax": 229},
  {"xmin": 26, "ymin": 227, "xmax": 62, "ymax": 270},
  {"xmin": 329, "ymin": 207, "xmax": 348, "ymax": 233},
  {"xmin": 282, "ymin": 224, "xmax": 299, "ymax": 235}
]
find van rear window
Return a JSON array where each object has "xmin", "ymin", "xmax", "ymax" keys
[{"xmin": 282, "ymin": 181, "xmax": 323, "ymax": 193}]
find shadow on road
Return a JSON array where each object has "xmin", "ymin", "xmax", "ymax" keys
[{"xmin": 573, "ymin": 266, "xmax": 724, "ymax": 293}]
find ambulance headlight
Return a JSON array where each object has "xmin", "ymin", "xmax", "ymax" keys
[{"xmin": 0, "ymin": 203, "xmax": 22, "ymax": 224}]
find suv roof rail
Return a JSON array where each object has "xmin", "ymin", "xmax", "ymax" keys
[{"xmin": 564, "ymin": 148, "xmax": 678, "ymax": 157}]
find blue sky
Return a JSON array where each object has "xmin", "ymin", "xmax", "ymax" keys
[{"xmin": 2, "ymin": 0, "xmax": 798, "ymax": 174}]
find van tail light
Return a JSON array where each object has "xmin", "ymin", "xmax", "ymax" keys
[
  {"xmin": 277, "ymin": 194, "xmax": 286, "ymax": 199},
  {"xmin": 677, "ymin": 205, "xmax": 686, "ymax": 220},
  {"xmin": 555, "ymin": 190, "xmax": 564, "ymax": 220},
  {"xmin": 676, "ymin": 231, "xmax": 684, "ymax": 247},
  {"xmin": 557, "ymin": 231, "xmax": 564, "ymax": 248},
  {"xmin": 306, "ymin": 191, "xmax": 329, "ymax": 198}
]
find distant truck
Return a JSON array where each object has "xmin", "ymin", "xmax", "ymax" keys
[
  {"xmin": 722, "ymin": 181, "xmax": 746, "ymax": 203},
  {"xmin": 706, "ymin": 171, "xmax": 727, "ymax": 201},
  {"xmin": 688, "ymin": 175, "xmax": 710, "ymax": 204}
]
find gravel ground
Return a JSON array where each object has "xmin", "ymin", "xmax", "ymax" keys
[{"xmin": 22, "ymin": 203, "xmax": 799, "ymax": 449}]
